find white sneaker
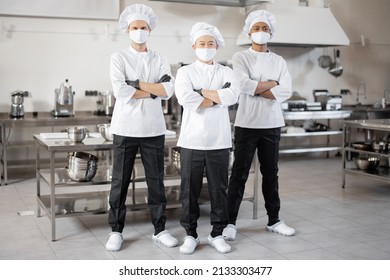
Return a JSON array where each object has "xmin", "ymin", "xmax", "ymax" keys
[
  {"xmin": 207, "ymin": 235, "xmax": 231, "ymax": 254},
  {"xmin": 266, "ymin": 221, "xmax": 295, "ymax": 236},
  {"xmin": 105, "ymin": 232, "xmax": 123, "ymax": 251},
  {"xmin": 152, "ymin": 230, "xmax": 179, "ymax": 248},
  {"xmin": 222, "ymin": 224, "xmax": 237, "ymax": 241},
  {"xmin": 179, "ymin": 236, "xmax": 200, "ymax": 255}
]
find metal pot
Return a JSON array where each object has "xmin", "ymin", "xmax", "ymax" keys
[
  {"xmin": 97, "ymin": 123, "xmax": 113, "ymax": 141},
  {"xmin": 354, "ymin": 157, "xmax": 380, "ymax": 170},
  {"xmin": 67, "ymin": 151, "xmax": 99, "ymax": 182}
]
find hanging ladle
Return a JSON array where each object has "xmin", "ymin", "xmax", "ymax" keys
[{"xmin": 329, "ymin": 49, "xmax": 343, "ymax": 77}]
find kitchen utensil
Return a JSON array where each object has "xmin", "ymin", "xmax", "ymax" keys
[
  {"xmin": 352, "ymin": 142, "xmax": 372, "ymax": 151},
  {"xmin": 313, "ymin": 89, "xmax": 329, "ymax": 110},
  {"xmin": 97, "ymin": 123, "xmax": 113, "ymax": 141},
  {"xmin": 52, "ymin": 79, "xmax": 74, "ymax": 117},
  {"xmin": 10, "ymin": 91, "xmax": 29, "ymax": 118},
  {"xmin": 318, "ymin": 54, "xmax": 332, "ymax": 68},
  {"xmin": 172, "ymin": 147, "xmax": 181, "ymax": 173},
  {"xmin": 96, "ymin": 91, "xmax": 115, "ymax": 116},
  {"xmin": 67, "ymin": 151, "xmax": 99, "ymax": 182},
  {"xmin": 329, "ymin": 49, "xmax": 343, "ymax": 77},
  {"xmin": 354, "ymin": 156, "xmax": 380, "ymax": 170},
  {"xmin": 66, "ymin": 126, "xmax": 87, "ymax": 142}
]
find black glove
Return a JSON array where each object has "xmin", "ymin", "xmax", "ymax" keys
[
  {"xmin": 125, "ymin": 79, "xmax": 140, "ymax": 90},
  {"xmin": 222, "ymin": 82, "xmax": 231, "ymax": 89},
  {"xmin": 193, "ymin": 88, "xmax": 203, "ymax": 97},
  {"xmin": 157, "ymin": 74, "xmax": 171, "ymax": 83}
]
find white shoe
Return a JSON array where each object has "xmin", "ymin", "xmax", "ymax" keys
[
  {"xmin": 105, "ymin": 232, "xmax": 123, "ymax": 251},
  {"xmin": 207, "ymin": 235, "xmax": 231, "ymax": 254},
  {"xmin": 179, "ymin": 236, "xmax": 200, "ymax": 255},
  {"xmin": 266, "ymin": 221, "xmax": 295, "ymax": 236},
  {"xmin": 152, "ymin": 230, "xmax": 179, "ymax": 248},
  {"xmin": 222, "ymin": 224, "xmax": 237, "ymax": 241}
]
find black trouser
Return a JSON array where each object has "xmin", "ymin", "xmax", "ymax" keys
[
  {"xmin": 180, "ymin": 148, "xmax": 230, "ymax": 238},
  {"xmin": 228, "ymin": 127, "xmax": 281, "ymax": 225},
  {"xmin": 108, "ymin": 134, "xmax": 167, "ymax": 234}
]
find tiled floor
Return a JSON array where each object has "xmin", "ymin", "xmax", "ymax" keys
[{"xmin": 1, "ymin": 156, "xmax": 390, "ymax": 260}]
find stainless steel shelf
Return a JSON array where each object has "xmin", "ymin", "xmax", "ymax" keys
[
  {"xmin": 280, "ymin": 146, "xmax": 340, "ymax": 154},
  {"xmin": 281, "ymin": 111, "xmax": 350, "ymax": 157},
  {"xmin": 281, "ymin": 131, "xmax": 342, "ymax": 137},
  {"xmin": 342, "ymin": 119, "xmax": 390, "ymax": 188}
]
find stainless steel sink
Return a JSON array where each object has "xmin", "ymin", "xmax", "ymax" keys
[{"xmin": 342, "ymin": 105, "xmax": 390, "ymax": 120}]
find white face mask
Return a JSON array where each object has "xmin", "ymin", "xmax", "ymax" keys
[
  {"xmin": 195, "ymin": 48, "xmax": 217, "ymax": 62},
  {"xmin": 251, "ymin": 31, "xmax": 271, "ymax": 45},
  {"xmin": 129, "ymin": 30, "xmax": 149, "ymax": 44}
]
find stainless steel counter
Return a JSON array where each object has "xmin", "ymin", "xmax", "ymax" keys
[
  {"xmin": 0, "ymin": 111, "xmax": 111, "ymax": 185},
  {"xmin": 342, "ymin": 119, "xmax": 390, "ymax": 131},
  {"xmin": 283, "ymin": 110, "xmax": 352, "ymax": 120}
]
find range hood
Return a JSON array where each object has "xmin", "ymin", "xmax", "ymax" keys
[
  {"xmin": 149, "ymin": 0, "xmax": 263, "ymax": 6},
  {"xmin": 237, "ymin": 3, "xmax": 350, "ymax": 47}
]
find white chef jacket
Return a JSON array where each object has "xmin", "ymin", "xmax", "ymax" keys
[
  {"xmin": 109, "ymin": 46, "xmax": 174, "ymax": 137},
  {"xmin": 175, "ymin": 60, "xmax": 239, "ymax": 150},
  {"xmin": 233, "ymin": 47, "xmax": 292, "ymax": 129}
]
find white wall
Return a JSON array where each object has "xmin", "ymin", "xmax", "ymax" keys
[{"xmin": 0, "ymin": 0, "xmax": 389, "ymax": 113}]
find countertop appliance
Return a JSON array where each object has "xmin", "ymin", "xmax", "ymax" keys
[
  {"xmin": 52, "ymin": 79, "xmax": 74, "ymax": 117},
  {"xmin": 96, "ymin": 91, "xmax": 115, "ymax": 116},
  {"xmin": 10, "ymin": 91, "xmax": 29, "ymax": 118},
  {"xmin": 326, "ymin": 95, "xmax": 342, "ymax": 110}
]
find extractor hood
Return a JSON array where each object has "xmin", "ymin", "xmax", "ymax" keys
[
  {"xmin": 149, "ymin": 0, "xmax": 263, "ymax": 6},
  {"xmin": 237, "ymin": 3, "xmax": 350, "ymax": 47}
]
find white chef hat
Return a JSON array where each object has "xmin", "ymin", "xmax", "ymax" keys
[
  {"xmin": 118, "ymin": 4, "xmax": 157, "ymax": 32},
  {"xmin": 243, "ymin": 10, "xmax": 276, "ymax": 38},
  {"xmin": 190, "ymin": 22, "xmax": 225, "ymax": 48}
]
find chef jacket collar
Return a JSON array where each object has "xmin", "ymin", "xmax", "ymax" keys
[
  {"xmin": 195, "ymin": 59, "xmax": 217, "ymax": 71},
  {"xmin": 249, "ymin": 47, "xmax": 270, "ymax": 54},
  {"xmin": 129, "ymin": 45, "xmax": 149, "ymax": 57}
]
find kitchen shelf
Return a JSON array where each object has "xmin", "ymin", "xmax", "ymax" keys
[
  {"xmin": 0, "ymin": 111, "xmax": 111, "ymax": 185},
  {"xmin": 281, "ymin": 131, "xmax": 343, "ymax": 137},
  {"xmin": 280, "ymin": 145, "xmax": 340, "ymax": 154},
  {"xmin": 281, "ymin": 110, "xmax": 351, "ymax": 156},
  {"xmin": 342, "ymin": 119, "xmax": 390, "ymax": 188}
]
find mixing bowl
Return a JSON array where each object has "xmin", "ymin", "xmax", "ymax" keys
[
  {"xmin": 67, "ymin": 126, "xmax": 87, "ymax": 142},
  {"xmin": 97, "ymin": 123, "xmax": 113, "ymax": 141},
  {"xmin": 354, "ymin": 157, "xmax": 381, "ymax": 170}
]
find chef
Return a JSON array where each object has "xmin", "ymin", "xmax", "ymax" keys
[
  {"xmin": 223, "ymin": 10, "xmax": 295, "ymax": 241},
  {"xmin": 175, "ymin": 22, "xmax": 239, "ymax": 255},
  {"xmin": 105, "ymin": 3, "xmax": 178, "ymax": 252}
]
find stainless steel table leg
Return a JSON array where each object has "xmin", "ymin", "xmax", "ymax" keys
[
  {"xmin": 50, "ymin": 151, "xmax": 56, "ymax": 241},
  {"xmin": 36, "ymin": 143, "xmax": 41, "ymax": 217},
  {"xmin": 253, "ymin": 155, "xmax": 259, "ymax": 219},
  {"xmin": 1, "ymin": 124, "xmax": 7, "ymax": 185}
]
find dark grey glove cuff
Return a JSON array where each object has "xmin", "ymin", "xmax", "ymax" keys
[{"xmin": 194, "ymin": 89, "xmax": 203, "ymax": 97}]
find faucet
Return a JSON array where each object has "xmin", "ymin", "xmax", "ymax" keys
[
  {"xmin": 383, "ymin": 89, "xmax": 390, "ymax": 108},
  {"xmin": 356, "ymin": 81, "xmax": 366, "ymax": 105}
]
